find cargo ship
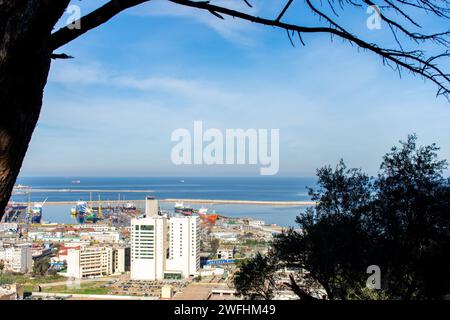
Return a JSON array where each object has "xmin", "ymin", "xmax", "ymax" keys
[
  {"xmin": 71, "ymin": 201, "xmax": 91, "ymax": 224},
  {"xmin": 197, "ymin": 208, "xmax": 219, "ymax": 224},
  {"xmin": 6, "ymin": 201, "xmax": 28, "ymax": 211},
  {"xmin": 71, "ymin": 200, "xmax": 105, "ymax": 223},
  {"xmin": 174, "ymin": 202, "xmax": 194, "ymax": 215},
  {"xmin": 2, "ymin": 202, "xmax": 28, "ymax": 223},
  {"xmin": 30, "ymin": 198, "xmax": 47, "ymax": 224},
  {"xmin": 173, "ymin": 203, "xmax": 219, "ymax": 224}
]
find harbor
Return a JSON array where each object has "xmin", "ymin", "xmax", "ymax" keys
[
  {"xmin": 13, "ymin": 198, "xmax": 315, "ymax": 206},
  {"xmin": 7, "ymin": 177, "xmax": 316, "ymax": 227}
]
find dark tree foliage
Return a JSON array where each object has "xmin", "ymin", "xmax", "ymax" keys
[
  {"xmin": 234, "ymin": 252, "xmax": 279, "ymax": 300},
  {"xmin": 274, "ymin": 162, "xmax": 374, "ymax": 299},
  {"xmin": 369, "ymin": 134, "xmax": 450, "ymax": 299},
  {"xmin": 239, "ymin": 135, "xmax": 450, "ymax": 300}
]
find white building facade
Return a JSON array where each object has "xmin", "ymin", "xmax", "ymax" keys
[
  {"xmin": 0, "ymin": 245, "xmax": 32, "ymax": 274},
  {"xmin": 166, "ymin": 215, "xmax": 200, "ymax": 279},
  {"xmin": 66, "ymin": 246, "xmax": 126, "ymax": 279},
  {"xmin": 130, "ymin": 216, "xmax": 167, "ymax": 280}
]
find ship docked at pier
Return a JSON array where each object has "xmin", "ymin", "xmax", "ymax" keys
[{"xmin": 174, "ymin": 202, "xmax": 219, "ymax": 224}]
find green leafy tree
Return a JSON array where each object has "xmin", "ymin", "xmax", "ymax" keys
[
  {"xmin": 32, "ymin": 257, "xmax": 50, "ymax": 277},
  {"xmin": 0, "ymin": 259, "xmax": 5, "ymax": 274}
]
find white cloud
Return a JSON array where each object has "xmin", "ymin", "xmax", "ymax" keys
[
  {"xmin": 128, "ymin": 0, "xmax": 262, "ymax": 45},
  {"xmin": 49, "ymin": 61, "xmax": 237, "ymax": 103}
]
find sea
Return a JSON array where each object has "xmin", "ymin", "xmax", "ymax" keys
[{"xmin": 11, "ymin": 177, "xmax": 317, "ymax": 227}]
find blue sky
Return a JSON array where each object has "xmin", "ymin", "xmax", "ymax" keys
[{"xmin": 20, "ymin": 0, "xmax": 450, "ymax": 177}]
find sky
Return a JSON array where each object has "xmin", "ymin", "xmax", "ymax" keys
[{"xmin": 19, "ymin": 0, "xmax": 450, "ymax": 177}]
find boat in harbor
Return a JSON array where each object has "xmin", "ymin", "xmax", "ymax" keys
[
  {"xmin": 2, "ymin": 202, "xmax": 28, "ymax": 223},
  {"xmin": 71, "ymin": 200, "xmax": 106, "ymax": 223},
  {"xmin": 30, "ymin": 198, "xmax": 47, "ymax": 224},
  {"xmin": 196, "ymin": 207, "xmax": 219, "ymax": 224},
  {"xmin": 71, "ymin": 201, "xmax": 91, "ymax": 224},
  {"xmin": 123, "ymin": 202, "xmax": 136, "ymax": 210},
  {"xmin": 6, "ymin": 201, "xmax": 28, "ymax": 211},
  {"xmin": 173, "ymin": 203, "xmax": 219, "ymax": 224},
  {"xmin": 174, "ymin": 202, "xmax": 194, "ymax": 215}
]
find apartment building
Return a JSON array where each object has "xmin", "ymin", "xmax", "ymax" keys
[
  {"xmin": 66, "ymin": 245, "xmax": 127, "ymax": 279},
  {"xmin": 0, "ymin": 245, "xmax": 32, "ymax": 273}
]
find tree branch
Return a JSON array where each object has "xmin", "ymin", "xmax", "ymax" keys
[
  {"xmin": 276, "ymin": 0, "xmax": 294, "ymax": 22},
  {"xmin": 284, "ymin": 274, "xmax": 319, "ymax": 300},
  {"xmin": 50, "ymin": 53, "xmax": 74, "ymax": 59},
  {"xmin": 168, "ymin": 0, "xmax": 449, "ymax": 99}
]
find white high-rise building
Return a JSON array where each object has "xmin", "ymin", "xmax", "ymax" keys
[
  {"xmin": 130, "ymin": 198, "xmax": 201, "ymax": 280},
  {"xmin": 166, "ymin": 215, "xmax": 200, "ymax": 278},
  {"xmin": 130, "ymin": 216, "xmax": 168, "ymax": 280}
]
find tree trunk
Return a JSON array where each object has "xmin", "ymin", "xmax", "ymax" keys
[{"xmin": 0, "ymin": 0, "xmax": 69, "ymax": 219}]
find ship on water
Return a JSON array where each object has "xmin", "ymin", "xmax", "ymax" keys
[
  {"xmin": 71, "ymin": 199, "xmax": 109, "ymax": 224},
  {"xmin": 174, "ymin": 202, "xmax": 194, "ymax": 215},
  {"xmin": 2, "ymin": 202, "xmax": 28, "ymax": 223},
  {"xmin": 3, "ymin": 198, "xmax": 46, "ymax": 224},
  {"xmin": 30, "ymin": 198, "xmax": 47, "ymax": 224},
  {"xmin": 173, "ymin": 202, "xmax": 219, "ymax": 224},
  {"xmin": 71, "ymin": 201, "xmax": 91, "ymax": 224}
]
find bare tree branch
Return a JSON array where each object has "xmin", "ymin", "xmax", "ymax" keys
[
  {"xmin": 284, "ymin": 274, "xmax": 319, "ymax": 300},
  {"xmin": 167, "ymin": 0, "xmax": 450, "ymax": 99},
  {"xmin": 276, "ymin": 0, "xmax": 294, "ymax": 22}
]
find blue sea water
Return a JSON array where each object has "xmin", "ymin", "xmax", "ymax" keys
[{"xmin": 11, "ymin": 177, "xmax": 317, "ymax": 227}]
